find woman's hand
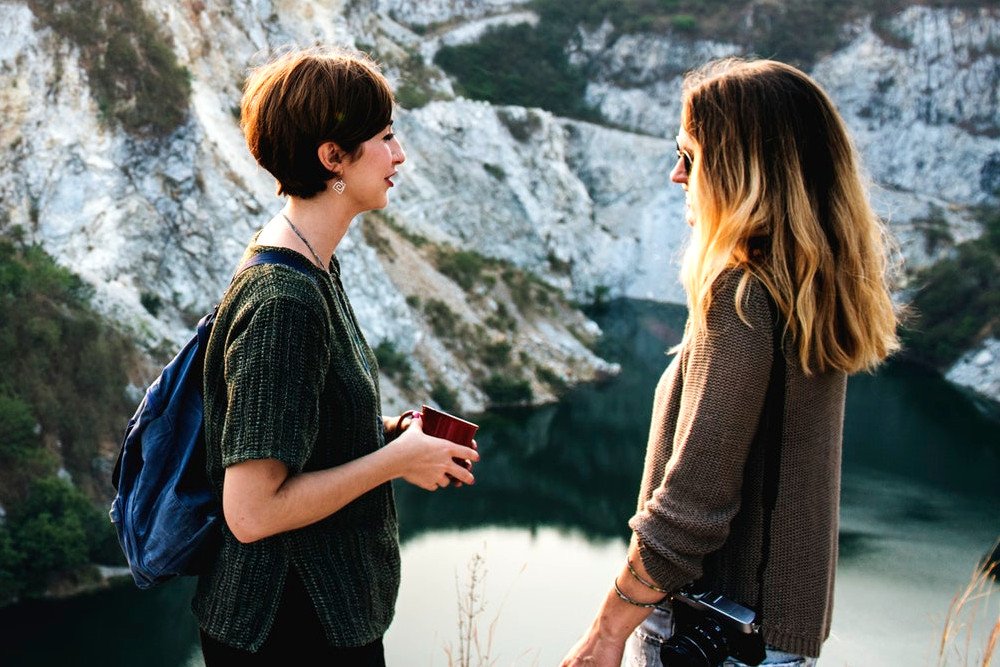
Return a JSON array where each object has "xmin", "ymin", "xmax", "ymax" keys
[
  {"xmin": 390, "ymin": 414, "xmax": 479, "ymax": 490},
  {"xmin": 382, "ymin": 410, "xmax": 417, "ymax": 442},
  {"xmin": 562, "ymin": 543, "xmax": 661, "ymax": 666},
  {"xmin": 560, "ymin": 628, "xmax": 626, "ymax": 667}
]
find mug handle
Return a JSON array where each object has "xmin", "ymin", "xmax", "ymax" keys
[{"xmin": 388, "ymin": 409, "xmax": 419, "ymax": 442}]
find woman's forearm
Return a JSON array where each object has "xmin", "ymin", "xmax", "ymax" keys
[
  {"xmin": 601, "ymin": 539, "xmax": 665, "ymax": 637},
  {"xmin": 560, "ymin": 540, "xmax": 665, "ymax": 666},
  {"xmin": 223, "ymin": 422, "xmax": 476, "ymax": 543},
  {"xmin": 223, "ymin": 445, "xmax": 401, "ymax": 543}
]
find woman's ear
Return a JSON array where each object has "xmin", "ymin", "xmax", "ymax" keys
[{"xmin": 317, "ymin": 141, "xmax": 343, "ymax": 175}]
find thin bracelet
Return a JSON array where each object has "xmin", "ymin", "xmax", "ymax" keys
[
  {"xmin": 626, "ymin": 558, "xmax": 669, "ymax": 594},
  {"xmin": 613, "ymin": 576, "xmax": 667, "ymax": 609}
]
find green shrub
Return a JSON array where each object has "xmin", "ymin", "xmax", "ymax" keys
[
  {"xmin": 361, "ymin": 219, "xmax": 394, "ymax": 258},
  {"xmin": 5, "ymin": 477, "xmax": 109, "ymax": 594},
  {"xmin": 434, "ymin": 22, "xmax": 598, "ymax": 121},
  {"xmin": 497, "ymin": 108, "xmax": 544, "ymax": 142},
  {"xmin": 139, "ymin": 291, "xmax": 163, "ymax": 316},
  {"xmin": 483, "ymin": 163, "xmax": 506, "ymax": 180},
  {"xmin": 670, "ymin": 13, "xmax": 697, "ymax": 31},
  {"xmin": 502, "ymin": 268, "xmax": 556, "ymax": 313},
  {"xmin": 480, "ymin": 341, "xmax": 512, "ymax": 368},
  {"xmin": 0, "ymin": 235, "xmax": 143, "ymax": 595},
  {"xmin": 902, "ymin": 210, "xmax": 1000, "ymax": 368},
  {"xmin": 0, "ymin": 394, "xmax": 40, "ymax": 464},
  {"xmin": 912, "ymin": 207, "xmax": 954, "ymax": 255},
  {"xmin": 394, "ymin": 51, "xmax": 440, "ymax": 110},
  {"xmin": 482, "ymin": 373, "xmax": 533, "ymax": 405},
  {"xmin": 374, "ymin": 340, "xmax": 414, "ymax": 389},
  {"xmin": 588, "ymin": 284, "xmax": 612, "ymax": 313},
  {"xmin": 395, "ymin": 83, "xmax": 432, "ymax": 110},
  {"xmin": 423, "ymin": 299, "xmax": 461, "ymax": 339},
  {"xmin": 0, "ymin": 394, "xmax": 56, "ymax": 505},
  {"xmin": 375, "ymin": 211, "xmax": 429, "ymax": 248},
  {"xmin": 430, "ymin": 381, "xmax": 458, "ymax": 412},
  {"xmin": 0, "ymin": 527, "xmax": 22, "ymax": 605},
  {"xmin": 435, "ymin": 248, "xmax": 492, "ymax": 290},
  {"xmin": 485, "ymin": 303, "xmax": 518, "ymax": 332},
  {"xmin": 0, "ymin": 236, "xmax": 134, "ymax": 497},
  {"xmin": 536, "ymin": 365, "xmax": 569, "ymax": 393},
  {"xmin": 27, "ymin": 0, "xmax": 191, "ymax": 136}
]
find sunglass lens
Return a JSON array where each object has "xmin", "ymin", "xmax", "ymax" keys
[{"xmin": 676, "ymin": 141, "xmax": 692, "ymax": 173}]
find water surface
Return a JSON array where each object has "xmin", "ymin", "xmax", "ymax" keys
[{"xmin": 1, "ymin": 299, "xmax": 996, "ymax": 666}]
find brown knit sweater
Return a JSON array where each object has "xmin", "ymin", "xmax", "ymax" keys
[{"xmin": 629, "ymin": 271, "xmax": 846, "ymax": 657}]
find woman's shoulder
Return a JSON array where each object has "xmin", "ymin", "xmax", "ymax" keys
[
  {"xmin": 708, "ymin": 268, "xmax": 774, "ymax": 330},
  {"xmin": 221, "ymin": 251, "xmax": 330, "ymax": 323}
]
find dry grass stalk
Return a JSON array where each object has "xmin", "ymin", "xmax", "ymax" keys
[
  {"xmin": 446, "ymin": 552, "xmax": 495, "ymax": 667},
  {"xmin": 444, "ymin": 550, "xmax": 531, "ymax": 667},
  {"xmin": 938, "ymin": 538, "xmax": 1000, "ymax": 667},
  {"xmin": 984, "ymin": 618, "xmax": 998, "ymax": 666}
]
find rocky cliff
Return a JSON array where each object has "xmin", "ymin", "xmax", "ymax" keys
[{"xmin": 0, "ymin": 0, "xmax": 996, "ymax": 410}]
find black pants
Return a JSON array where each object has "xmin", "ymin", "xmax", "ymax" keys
[{"xmin": 200, "ymin": 570, "xmax": 386, "ymax": 666}]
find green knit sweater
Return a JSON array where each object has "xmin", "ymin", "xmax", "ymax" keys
[
  {"xmin": 192, "ymin": 244, "xmax": 400, "ymax": 651},
  {"xmin": 629, "ymin": 271, "xmax": 846, "ymax": 657}
]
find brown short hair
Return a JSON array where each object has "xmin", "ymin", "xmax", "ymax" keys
[{"xmin": 240, "ymin": 47, "xmax": 394, "ymax": 198}]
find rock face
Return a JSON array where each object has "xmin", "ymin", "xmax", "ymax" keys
[
  {"xmin": 375, "ymin": 0, "xmax": 530, "ymax": 27},
  {"xmin": 946, "ymin": 338, "xmax": 1000, "ymax": 414},
  {"xmin": 0, "ymin": 1, "xmax": 997, "ymax": 409}
]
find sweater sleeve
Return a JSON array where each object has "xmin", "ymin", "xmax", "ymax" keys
[
  {"xmin": 219, "ymin": 295, "xmax": 331, "ymax": 473},
  {"xmin": 629, "ymin": 276, "xmax": 774, "ymax": 591}
]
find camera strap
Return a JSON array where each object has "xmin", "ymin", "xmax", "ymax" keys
[{"xmin": 752, "ymin": 292, "xmax": 787, "ymax": 621}]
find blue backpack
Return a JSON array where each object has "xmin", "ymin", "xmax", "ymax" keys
[{"xmin": 109, "ymin": 250, "xmax": 316, "ymax": 589}]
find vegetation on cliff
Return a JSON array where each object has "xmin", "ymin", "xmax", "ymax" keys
[
  {"xmin": 902, "ymin": 208, "xmax": 1000, "ymax": 369},
  {"xmin": 27, "ymin": 0, "xmax": 191, "ymax": 137},
  {"xmin": 435, "ymin": 0, "xmax": 989, "ymax": 122},
  {"xmin": 0, "ymin": 230, "xmax": 133, "ymax": 605}
]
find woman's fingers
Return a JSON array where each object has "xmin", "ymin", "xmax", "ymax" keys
[
  {"xmin": 448, "ymin": 462, "xmax": 475, "ymax": 486},
  {"xmin": 397, "ymin": 427, "xmax": 480, "ymax": 490},
  {"xmin": 450, "ymin": 442, "xmax": 480, "ymax": 463},
  {"xmin": 407, "ymin": 412, "xmax": 424, "ymax": 432}
]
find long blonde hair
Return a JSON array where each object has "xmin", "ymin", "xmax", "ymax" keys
[{"xmin": 677, "ymin": 58, "xmax": 899, "ymax": 375}]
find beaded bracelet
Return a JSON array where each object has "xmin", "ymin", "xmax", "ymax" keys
[
  {"xmin": 613, "ymin": 576, "xmax": 667, "ymax": 609},
  {"xmin": 626, "ymin": 558, "xmax": 669, "ymax": 594}
]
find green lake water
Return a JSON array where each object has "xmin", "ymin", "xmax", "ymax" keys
[{"xmin": 1, "ymin": 299, "xmax": 997, "ymax": 666}]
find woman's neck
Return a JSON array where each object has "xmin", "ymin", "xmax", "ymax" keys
[{"xmin": 278, "ymin": 192, "xmax": 356, "ymax": 268}]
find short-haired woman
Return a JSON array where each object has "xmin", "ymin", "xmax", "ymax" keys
[
  {"xmin": 193, "ymin": 47, "xmax": 478, "ymax": 666},
  {"xmin": 561, "ymin": 58, "xmax": 900, "ymax": 666}
]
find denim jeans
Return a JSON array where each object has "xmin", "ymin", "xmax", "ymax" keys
[{"xmin": 623, "ymin": 606, "xmax": 817, "ymax": 667}]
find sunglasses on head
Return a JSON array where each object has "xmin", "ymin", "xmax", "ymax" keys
[{"xmin": 676, "ymin": 140, "xmax": 693, "ymax": 174}]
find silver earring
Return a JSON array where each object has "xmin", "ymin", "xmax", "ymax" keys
[{"xmin": 333, "ymin": 179, "xmax": 346, "ymax": 194}]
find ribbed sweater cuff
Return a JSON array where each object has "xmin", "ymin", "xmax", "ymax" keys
[
  {"xmin": 763, "ymin": 627, "xmax": 824, "ymax": 659},
  {"xmin": 629, "ymin": 518, "xmax": 695, "ymax": 593}
]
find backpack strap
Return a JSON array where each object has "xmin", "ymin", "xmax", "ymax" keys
[
  {"xmin": 196, "ymin": 250, "xmax": 321, "ymax": 348},
  {"xmin": 235, "ymin": 249, "xmax": 320, "ymax": 283}
]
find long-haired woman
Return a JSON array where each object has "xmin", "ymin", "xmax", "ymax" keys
[
  {"xmin": 193, "ymin": 47, "xmax": 479, "ymax": 666},
  {"xmin": 562, "ymin": 57, "xmax": 899, "ymax": 666}
]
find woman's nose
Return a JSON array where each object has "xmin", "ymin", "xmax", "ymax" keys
[
  {"xmin": 393, "ymin": 140, "xmax": 406, "ymax": 165},
  {"xmin": 670, "ymin": 156, "xmax": 687, "ymax": 185}
]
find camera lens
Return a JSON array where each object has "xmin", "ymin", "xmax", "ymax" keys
[{"xmin": 659, "ymin": 620, "xmax": 730, "ymax": 667}]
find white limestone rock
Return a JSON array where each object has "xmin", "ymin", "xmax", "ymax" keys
[
  {"xmin": 374, "ymin": 0, "xmax": 531, "ymax": 27},
  {"xmin": 946, "ymin": 338, "xmax": 1000, "ymax": 412},
  {"xmin": 2, "ymin": 0, "xmax": 998, "ymax": 407}
]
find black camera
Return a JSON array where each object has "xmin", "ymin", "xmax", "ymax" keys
[{"xmin": 659, "ymin": 588, "xmax": 766, "ymax": 667}]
